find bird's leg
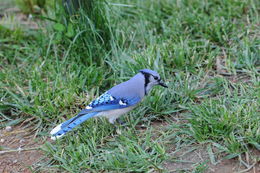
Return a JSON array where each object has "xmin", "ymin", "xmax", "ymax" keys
[
  {"xmin": 108, "ymin": 118, "xmax": 118, "ymax": 128},
  {"xmin": 115, "ymin": 118, "xmax": 127, "ymax": 126},
  {"xmin": 107, "ymin": 118, "xmax": 124, "ymax": 135}
]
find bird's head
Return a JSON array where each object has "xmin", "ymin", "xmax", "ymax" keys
[{"xmin": 139, "ymin": 69, "xmax": 168, "ymax": 94}]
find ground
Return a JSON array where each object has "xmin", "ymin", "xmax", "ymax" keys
[
  {"xmin": 1, "ymin": 124, "xmax": 259, "ymax": 172},
  {"xmin": 0, "ymin": 126, "xmax": 44, "ymax": 173},
  {"xmin": 0, "ymin": 0, "xmax": 259, "ymax": 172}
]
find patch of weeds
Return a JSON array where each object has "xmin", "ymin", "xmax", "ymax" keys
[
  {"xmin": 51, "ymin": 0, "xmax": 113, "ymax": 66},
  {"xmin": 184, "ymin": 80, "xmax": 259, "ymax": 154},
  {"xmin": 1, "ymin": 0, "xmax": 259, "ymax": 172}
]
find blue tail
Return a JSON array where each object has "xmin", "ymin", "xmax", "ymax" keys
[{"xmin": 50, "ymin": 111, "xmax": 98, "ymax": 139}]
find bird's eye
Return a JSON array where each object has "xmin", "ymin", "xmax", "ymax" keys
[{"xmin": 154, "ymin": 76, "xmax": 158, "ymax": 80}]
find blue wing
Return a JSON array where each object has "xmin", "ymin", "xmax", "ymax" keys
[
  {"xmin": 51, "ymin": 92, "xmax": 141, "ymax": 139},
  {"xmin": 79, "ymin": 92, "xmax": 141, "ymax": 115},
  {"xmin": 62, "ymin": 92, "xmax": 140, "ymax": 129}
]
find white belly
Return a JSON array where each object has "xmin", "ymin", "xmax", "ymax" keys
[{"xmin": 97, "ymin": 106, "xmax": 135, "ymax": 124}]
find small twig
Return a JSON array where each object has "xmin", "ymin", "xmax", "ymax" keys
[
  {"xmin": 238, "ymin": 162, "xmax": 257, "ymax": 173},
  {"xmin": 238, "ymin": 155, "xmax": 257, "ymax": 173},
  {"xmin": 0, "ymin": 147, "xmax": 40, "ymax": 154}
]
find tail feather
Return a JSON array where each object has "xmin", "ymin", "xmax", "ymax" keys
[{"xmin": 50, "ymin": 111, "xmax": 98, "ymax": 140}]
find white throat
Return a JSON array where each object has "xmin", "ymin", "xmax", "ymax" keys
[{"xmin": 145, "ymin": 82, "xmax": 154, "ymax": 94}]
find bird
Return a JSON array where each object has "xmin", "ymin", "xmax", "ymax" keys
[{"xmin": 50, "ymin": 69, "xmax": 168, "ymax": 140}]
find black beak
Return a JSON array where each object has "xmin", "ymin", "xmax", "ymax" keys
[{"xmin": 159, "ymin": 81, "xmax": 168, "ymax": 88}]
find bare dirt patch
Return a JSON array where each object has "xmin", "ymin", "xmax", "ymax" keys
[
  {"xmin": 164, "ymin": 146, "xmax": 260, "ymax": 173},
  {"xmin": 0, "ymin": 125, "xmax": 44, "ymax": 173}
]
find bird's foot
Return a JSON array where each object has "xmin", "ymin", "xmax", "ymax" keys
[{"xmin": 116, "ymin": 119, "xmax": 126, "ymax": 126}]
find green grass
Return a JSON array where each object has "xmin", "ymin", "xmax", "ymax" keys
[{"xmin": 0, "ymin": 0, "xmax": 259, "ymax": 172}]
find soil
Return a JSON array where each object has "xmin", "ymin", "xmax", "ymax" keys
[{"xmin": 0, "ymin": 126, "xmax": 45, "ymax": 173}]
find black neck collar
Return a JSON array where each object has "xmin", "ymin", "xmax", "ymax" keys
[{"xmin": 140, "ymin": 72, "xmax": 149, "ymax": 95}]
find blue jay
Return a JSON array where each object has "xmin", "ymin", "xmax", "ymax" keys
[{"xmin": 50, "ymin": 69, "xmax": 167, "ymax": 140}]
